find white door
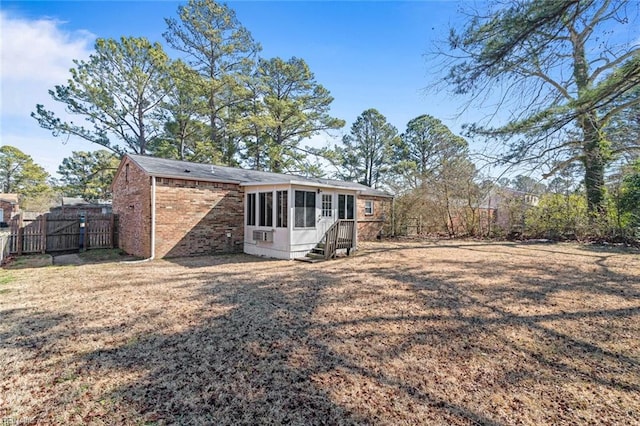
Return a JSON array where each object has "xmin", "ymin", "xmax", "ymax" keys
[{"xmin": 317, "ymin": 192, "xmax": 336, "ymax": 241}]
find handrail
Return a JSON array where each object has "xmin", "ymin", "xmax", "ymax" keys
[{"xmin": 323, "ymin": 219, "xmax": 356, "ymax": 259}]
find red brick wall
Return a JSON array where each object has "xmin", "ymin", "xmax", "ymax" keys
[
  {"xmin": 112, "ymin": 159, "xmax": 152, "ymax": 258},
  {"xmin": 154, "ymin": 178, "xmax": 244, "ymax": 258},
  {"xmin": 357, "ymin": 196, "xmax": 392, "ymax": 241},
  {"xmin": 0, "ymin": 200, "xmax": 18, "ymax": 223}
]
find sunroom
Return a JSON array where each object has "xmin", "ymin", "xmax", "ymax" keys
[{"xmin": 242, "ymin": 181, "xmax": 359, "ymax": 260}]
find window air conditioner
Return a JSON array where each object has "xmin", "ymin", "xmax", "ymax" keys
[{"xmin": 252, "ymin": 230, "xmax": 274, "ymax": 242}]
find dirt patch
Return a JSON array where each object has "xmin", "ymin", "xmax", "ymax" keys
[
  {"xmin": 3, "ymin": 254, "xmax": 52, "ymax": 269},
  {"xmin": 0, "ymin": 241, "xmax": 638, "ymax": 425},
  {"xmin": 52, "ymin": 254, "xmax": 83, "ymax": 266}
]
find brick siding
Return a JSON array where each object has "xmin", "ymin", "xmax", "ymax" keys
[
  {"xmin": 112, "ymin": 158, "xmax": 152, "ymax": 258},
  {"xmin": 154, "ymin": 178, "xmax": 244, "ymax": 258},
  {"xmin": 357, "ymin": 196, "xmax": 392, "ymax": 241},
  {"xmin": 0, "ymin": 199, "xmax": 19, "ymax": 223}
]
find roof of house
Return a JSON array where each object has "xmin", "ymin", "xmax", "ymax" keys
[
  {"xmin": 126, "ymin": 154, "xmax": 393, "ymax": 198},
  {"xmin": 56, "ymin": 197, "xmax": 112, "ymax": 207},
  {"xmin": 478, "ymin": 188, "xmax": 540, "ymax": 209}
]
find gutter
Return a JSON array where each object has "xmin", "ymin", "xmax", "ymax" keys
[
  {"xmin": 150, "ymin": 175, "xmax": 156, "ymax": 260},
  {"xmin": 240, "ymin": 180, "xmax": 362, "ymax": 193}
]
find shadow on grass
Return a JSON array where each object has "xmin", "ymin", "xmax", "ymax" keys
[
  {"xmin": 163, "ymin": 252, "xmax": 279, "ymax": 269},
  {"xmin": 3, "ymin": 242, "xmax": 638, "ymax": 424},
  {"xmin": 365, "ymin": 253, "xmax": 640, "ymax": 394},
  {"xmin": 68, "ymin": 266, "xmax": 503, "ymax": 425},
  {"xmin": 0, "ymin": 308, "xmax": 72, "ymax": 355}
]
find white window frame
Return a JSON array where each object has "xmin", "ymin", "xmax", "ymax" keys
[
  {"xmin": 294, "ymin": 190, "xmax": 316, "ymax": 228},
  {"xmin": 364, "ymin": 200, "xmax": 374, "ymax": 216}
]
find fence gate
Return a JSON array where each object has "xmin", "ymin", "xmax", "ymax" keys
[
  {"xmin": 46, "ymin": 215, "xmax": 81, "ymax": 252},
  {"xmin": 8, "ymin": 213, "xmax": 117, "ymax": 255}
]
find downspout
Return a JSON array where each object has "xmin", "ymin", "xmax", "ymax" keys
[{"xmin": 150, "ymin": 175, "xmax": 156, "ymax": 260}]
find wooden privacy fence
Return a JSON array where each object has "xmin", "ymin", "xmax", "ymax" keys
[{"xmin": 8, "ymin": 212, "xmax": 118, "ymax": 255}]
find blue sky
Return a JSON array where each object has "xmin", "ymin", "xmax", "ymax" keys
[{"xmin": 2, "ymin": 1, "xmax": 492, "ymax": 177}]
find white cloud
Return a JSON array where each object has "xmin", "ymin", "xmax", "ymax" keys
[
  {"xmin": 1, "ymin": 11, "xmax": 94, "ymax": 117},
  {"xmin": 0, "ymin": 12, "xmax": 95, "ymax": 175},
  {"xmin": 1, "ymin": 11, "xmax": 93, "ymax": 83}
]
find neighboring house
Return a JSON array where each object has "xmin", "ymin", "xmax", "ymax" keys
[
  {"xmin": 0, "ymin": 193, "xmax": 20, "ymax": 225},
  {"xmin": 111, "ymin": 154, "xmax": 393, "ymax": 260},
  {"xmin": 478, "ymin": 188, "xmax": 540, "ymax": 235},
  {"xmin": 50, "ymin": 197, "xmax": 112, "ymax": 216}
]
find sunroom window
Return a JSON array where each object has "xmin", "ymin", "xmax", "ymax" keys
[{"xmin": 295, "ymin": 190, "xmax": 316, "ymax": 228}]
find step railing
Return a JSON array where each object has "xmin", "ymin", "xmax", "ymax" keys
[{"xmin": 322, "ymin": 219, "xmax": 356, "ymax": 259}]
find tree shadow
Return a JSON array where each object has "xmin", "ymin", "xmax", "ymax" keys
[
  {"xmin": 0, "ymin": 308, "xmax": 72, "ymax": 355},
  {"xmin": 164, "ymin": 252, "xmax": 279, "ymax": 268},
  {"xmin": 65, "ymin": 265, "xmax": 504, "ymax": 425},
  {"xmin": 72, "ymin": 271, "xmax": 370, "ymax": 424},
  {"xmin": 364, "ymin": 254, "xmax": 640, "ymax": 395},
  {"xmin": 3, "ymin": 241, "xmax": 638, "ymax": 424}
]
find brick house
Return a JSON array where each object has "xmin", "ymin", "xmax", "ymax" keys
[
  {"xmin": 112, "ymin": 155, "xmax": 393, "ymax": 259},
  {"xmin": 0, "ymin": 194, "xmax": 20, "ymax": 225}
]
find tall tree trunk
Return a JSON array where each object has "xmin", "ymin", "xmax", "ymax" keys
[
  {"xmin": 209, "ymin": 110, "xmax": 217, "ymax": 154},
  {"xmin": 209, "ymin": 79, "xmax": 219, "ymax": 162},
  {"xmin": 138, "ymin": 103, "xmax": 146, "ymax": 155},
  {"xmin": 272, "ymin": 126, "xmax": 283, "ymax": 173},
  {"xmin": 571, "ymin": 26, "xmax": 606, "ymax": 217},
  {"xmin": 581, "ymin": 113, "xmax": 606, "ymax": 215},
  {"xmin": 179, "ymin": 123, "xmax": 186, "ymax": 161}
]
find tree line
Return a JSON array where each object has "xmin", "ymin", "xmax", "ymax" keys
[
  {"xmin": 7, "ymin": 0, "xmax": 639, "ymax": 240},
  {"xmin": 32, "ymin": 0, "xmax": 345, "ymax": 175}
]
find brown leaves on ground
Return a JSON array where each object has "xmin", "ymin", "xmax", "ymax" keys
[{"xmin": 0, "ymin": 241, "xmax": 639, "ymax": 425}]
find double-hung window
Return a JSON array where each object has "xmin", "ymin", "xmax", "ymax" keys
[
  {"xmin": 294, "ymin": 190, "xmax": 316, "ymax": 228},
  {"xmin": 364, "ymin": 200, "xmax": 374, "ymax": 215}
]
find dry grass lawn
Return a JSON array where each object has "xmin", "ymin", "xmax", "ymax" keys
[{"xmin": 1, "ymin": 240, "xmax": 639, "ymax": 425}]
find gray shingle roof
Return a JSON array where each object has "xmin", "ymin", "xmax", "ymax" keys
[{"xmin": 127, "ymin": 154, "xmax": 392, "ymax": 198}]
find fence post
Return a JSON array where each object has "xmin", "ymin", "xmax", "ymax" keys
[
  {"xmin": 17, "ymin": 229, "xmax": 23, "ymax": 256},
  {"xmin": 41, "ymin": 214, "xmax": 47, "ymax": 254},
  {"xmin": 16, "ymin": 213, "xmax": 23, "ymax": 256},
  {"xmin": 110, "ymin": 214, "xmax": 115, "ymax": 249},
  {"xmin": 83, "ymin": 216, "xmax": 88, "ymax": 252}
]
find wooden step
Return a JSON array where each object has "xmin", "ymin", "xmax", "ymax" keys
[
  {"xmin": 295, "ymin": 256, "xmax": 325, "ymax": 263},
  {"xmin": 305, "ymin": 252, "xmax": 325, "ymax": 259}
]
